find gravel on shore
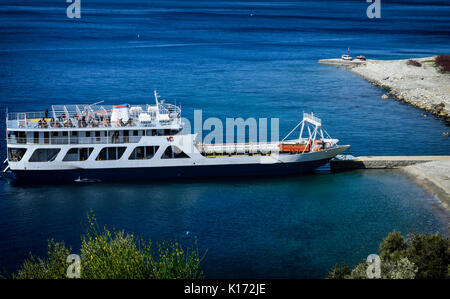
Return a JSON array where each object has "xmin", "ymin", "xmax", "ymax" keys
[
  {"xmin": 401, "ymin": 160, "xmax": 450, "ymax": 210},
  {"xmin": 320, "ymin": 56, "xmax": 450, "ymax": 123},
  {"xmin": 348, "ymin": 56, "xmax": 450, "ymax": 121}
]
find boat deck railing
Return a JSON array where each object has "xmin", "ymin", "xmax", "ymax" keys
[
  {"xmin": 198, "ymin": 142, "xmax": 280, "ymax": 155},
  {"xmin": 302, "ymin": 112, "xmax": 321, "ymax": 126},
  {"xmin": 7, "ymin": 103, "xmax": 182, "ymax": 130},
  {"xmin": 7, "ymin": 136, "xmax": 142, "ymax": 145},
  {"xmin": 6, "ymin": 118, "xmax": 181, "ymax": 130},
  {"xmin": 197, "ymin": 139, "xmax": 336, "ymax": 156}
]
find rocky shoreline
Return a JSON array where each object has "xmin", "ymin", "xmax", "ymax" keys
[
  {"xmin": 350, "ymin": 57, "xmax": 450, "ymax": 209},
  {"xmin": 320, "ymin": 56, "xmax": 450, "ymax": 210},
  {"xmin": 319, "ymin": 56, "xmax": 450, "ymax": 124}
]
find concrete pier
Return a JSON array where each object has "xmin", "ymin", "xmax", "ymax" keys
[
  {"xmin": 318, "ymin": 58, "xmax": 367, "ymax": 67},
  {"xmin": 330, "ymin": 155, "xmax": 450, "ymax": 172}
]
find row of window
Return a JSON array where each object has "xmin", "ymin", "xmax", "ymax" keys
[
  {"xmin": 9, "ymin": 129, "xmax": 181, "ymax": 144},
  {"xmin": 8, "ymin": 146, "xmax": 189, "ymax": 162}
]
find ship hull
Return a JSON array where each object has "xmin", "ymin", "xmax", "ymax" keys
[{"xmin": 10, "ymin": 158, "xmax": 331, "ymax": 184}]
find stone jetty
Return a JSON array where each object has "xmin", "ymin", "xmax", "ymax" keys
[{"xmin": 319, "ymin": 56, "xmax": 450, "ymax": 124}]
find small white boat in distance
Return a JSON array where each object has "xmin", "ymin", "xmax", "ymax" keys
[
  {"xmin": 341, "ymin": 48, "xmax": 352, "ymax": 60},
  {"xmin": 341, "ymin": 54, "xmax": 352, "ymax": 60}
]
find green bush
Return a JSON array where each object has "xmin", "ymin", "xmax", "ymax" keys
[
  {"xmin": 328, "ymin": 231, "xmax": 449, "ymax": 279},
  {"xmin": 407, "ymin": 233, "xmax": 449, "ymax": 279},
  {"xmin": 326, "ymin": 263, "xmax": 351, "ymax": 279},
  {"xmin": 379, "ymin": 230, "xmax": 408, "ymax": 263},
  {"xmin": 383, "ymin": 257, "xmax": 417, "ymax": 279},
  {"xmin": 13, "ymin": 212, "xmax": 203, "ymax": 279},
  {"xmin": 349, "ymin": 262, "xmax": 369, "ymax": 279},
  {"xmin": 14, "ymin": 240, "xmax": 71, "ymax": 279}
]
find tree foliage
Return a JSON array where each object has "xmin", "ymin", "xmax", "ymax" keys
[
  {"xmin": 328, "ymin": 231, "xmax": 449, "ymax": 279},
  {"xmin": 14, "ymin": 212, "xmax": 203, "ymax": 279},
  {"xmin": 379, "ymin": 230, "xmax": 408, "ymax": 262},
  {"xmin": 407, "ymin": 233, "xmax": 449, "ymax": 279},
  {"xmin": 15, "ymin": 240, "xmax": 70, "ymax": 279},
  {"xmin": 326, "ymin": 263, "xmax": 351, "ymax": 279}
]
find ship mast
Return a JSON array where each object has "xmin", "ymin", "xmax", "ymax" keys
[
  {"xmin": 154, "ymin": 90, "xmax": 160, "ymax": 106},
  {"xmin": 154, "ymin": 90, "xmax": 161, "ymax": 120}
]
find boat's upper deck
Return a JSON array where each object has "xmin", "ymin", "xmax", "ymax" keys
[{"xmin": 7, "ymin": 99, "xmax": 182, "ymax": 131}]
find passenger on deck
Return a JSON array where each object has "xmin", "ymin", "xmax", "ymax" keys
[{"xmin": 91, "ymin": 119, "xmax": 99, "ymax": 127}]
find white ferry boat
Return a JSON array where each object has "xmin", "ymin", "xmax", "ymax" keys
[{"xmin": 4, "ymin": 91, "xmax": 349, "ymax": 183}]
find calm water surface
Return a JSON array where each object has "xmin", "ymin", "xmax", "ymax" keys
[{"xmin": 0, "ymin": 0, "xmax": 449, "ymax": 278}]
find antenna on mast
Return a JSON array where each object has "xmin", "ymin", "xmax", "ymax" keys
[{"xmin": 154, "ymin": 90, "xmax": 160, "ymax": 106}]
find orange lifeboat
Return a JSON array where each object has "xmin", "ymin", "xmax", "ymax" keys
[
  {"xmin": 279, "ymin": 142, "xmax": 311, "ymax": 153},
  {"xmin": 279, "ymin": 139, "xmax": 325, "ymax": 153}
]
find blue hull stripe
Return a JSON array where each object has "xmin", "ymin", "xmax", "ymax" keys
[{"xmin": 11, "ymin": 159, "xmax": 331, "ymax": 183}]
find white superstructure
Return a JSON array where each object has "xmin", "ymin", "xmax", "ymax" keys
[{"xmin": 4, "ymin": 91, "xmax": 349, "ymax": 183}]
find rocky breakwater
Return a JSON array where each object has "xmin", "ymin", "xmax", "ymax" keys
[
  {"xmin": 322, "ymin": 56, "xmax": 450, "ymax": 125},
  {"xmin": 350, "ymin": 57, "xmax": 450, "ymax": 123}
]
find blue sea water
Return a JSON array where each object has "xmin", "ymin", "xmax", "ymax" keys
[{"xmin": 0, "ymin": 0, "xmax": 449, "ymax": 278}]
